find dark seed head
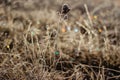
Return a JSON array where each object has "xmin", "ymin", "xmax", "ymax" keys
[{"xmin": 62, "ymin": 4, "xmax": 70, "ymax": 14}]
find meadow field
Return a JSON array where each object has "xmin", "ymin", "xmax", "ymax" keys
[{"xmin": 0, "ymin": 0, "xmax": 120, "ymax": 80}]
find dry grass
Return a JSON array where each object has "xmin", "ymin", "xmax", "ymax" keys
[{"xmin": 0, "ymin": 0, "xmax": 120, "ymax": 80}]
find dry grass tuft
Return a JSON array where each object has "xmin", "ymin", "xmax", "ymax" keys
[{"xmin": 0, "ymin": 0, "xmax": 120, "ymax": 80}]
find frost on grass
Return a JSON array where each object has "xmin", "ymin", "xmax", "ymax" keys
[{"xmin": 0, "ymin": 0, "xmax": 120, "ymax": 80}]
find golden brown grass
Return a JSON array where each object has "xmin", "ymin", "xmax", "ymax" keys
[{"xmin": 0, "ymin": 0, "xmax": 120, "ymax": 80}]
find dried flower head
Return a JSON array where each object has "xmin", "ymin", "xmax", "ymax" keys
[{"xmin": 61, "ymin": 4, "xmax": 70, "ymax": 14}]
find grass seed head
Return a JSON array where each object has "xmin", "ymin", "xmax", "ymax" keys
[{"xmin": 61, "ymin": 4, "xmax": 70, "ymax": 14}]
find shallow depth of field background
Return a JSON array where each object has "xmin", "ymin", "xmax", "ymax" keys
[{"xmin": 0, "ymin": 0, "xmax": 120, "ymax": 80}]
